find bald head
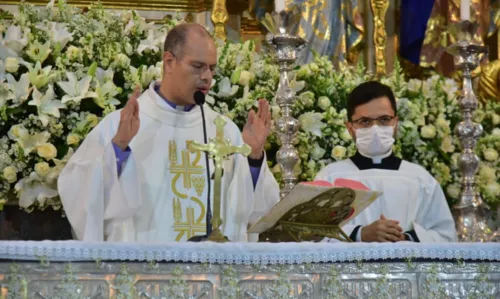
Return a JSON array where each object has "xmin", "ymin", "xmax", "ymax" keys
[{"xmin": 163, "ymin": 23, "xmax": 212, "ymax": 58}]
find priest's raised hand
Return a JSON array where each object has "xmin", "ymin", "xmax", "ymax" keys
[
  {"xmin": 243, "ymin": 99, "xmax": 272, "ymax": 159},
  {"xmin": 112, "ymin": 85, "xmax": 141, "ymax": 150}
]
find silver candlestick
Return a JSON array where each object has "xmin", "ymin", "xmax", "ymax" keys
[
  {"xmin": 261, "ymin": 9, "xmax": 306, "ymax": 198},
  {"xmin": 446, "ymin": 21, "xmax": 493, "ymax": 242}
]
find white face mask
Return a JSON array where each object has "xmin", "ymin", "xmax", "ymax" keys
[{"xmin": 355, "ymin": 125, "xmax": 395, "ymax": 157}]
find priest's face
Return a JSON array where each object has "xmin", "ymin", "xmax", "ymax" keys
[
  {"xmin": 346, "ymin": 96, "xmax": 398, "ymax": 139},
  {"xmin": 163, "ymin": 34, "xmax": 217, "ymax": 105}
]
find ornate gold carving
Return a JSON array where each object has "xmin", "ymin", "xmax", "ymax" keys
[
  {"xmin": 184, "ymin": 12, "xmax": 194, "ymax": 23},
  {"xmin": 241, "ymin": 16, "xmax": 263, "ymax": 36},
  {"xmin": 370, "ymin": 0, "xmax": 389, "ymax": 76},
  {"xmin": 187, "ymin": 116, "xmax": 251, "ymax": 243},
  {"xmin": 259, "ymin": 188, "xmax": 356, "ymax": 243},
  {"xmin": 479, "ymin": 59, "xmax": 500, "ymax": 102},
  {"xmin": 211, "ymin": 0, "xmax": 229, "ymax": 40},
  {"xmin": 169, "ymin": 140, "xmax": 206, "ymax": 241},
  {"xmin": 3, "ymin": 0, "xmax": 212, "ymax": 12}
]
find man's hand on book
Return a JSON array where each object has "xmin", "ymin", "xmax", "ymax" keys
[{"xmin": 361, "ymin": 214, "xmax": 404, "ymax": 242}]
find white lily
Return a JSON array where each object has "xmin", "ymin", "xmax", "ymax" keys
[
  {"xmin": 212, "ymin": 77, "xmax": 238, "ymax": 98},
  {"xmin": 28, "ymin": 85, "xmax": 66, "ymax": 127},
  {"xmin": 128, "ymin": 65, "xmax": 160, "ymax": 88},
  {"xmin": 57, "ymin": 72, "xmax": 97, "ymax": 104},
  {"xmin": 26, "ymin": 40, "xmax": 52, "ymax": 63},
  {"xmin": 47, "ymin": 22, "xmax": 73, "ymax": 50},
  {"xmin": 0, "ymin": 43, "xmax": 19, "ymax": 61},
  {"xmin": 27, "ymin": 61, "xmax": 53, "ymax": 89},
  {"xmin": 8, "ymin": 125, "xmax": 51, "ymax": 155},
  {"xmin": 93, "ymin": 80, "xmax": 121, "ymax": 108},
  {"xmin": 15, "ymin": 172, "xmax": 58, "ymax": 208},
  {"xmin": 124, "ymin": 13, "xmax": 155, "ymax": 35},
  {"xmin": 3, "ymin": 25, "xmax": 29, "ymax": 54},
  {"xmin": 95, "ymin": 67, "xmax": 114, "ymax": 85},
  {"xmin": 289, "ymin": 79, "xmax": 306, "ymax": 93},
  {"xmin": 137, "ymin": 30, "xmax": 161, "ymax": 54},
  {"xmin": 5, "ymin": 73, "xmax": 32, "ymax": 107},
  {"xmin": 298, "ymin": 112, "xmax": 326, "ymax": 137}
]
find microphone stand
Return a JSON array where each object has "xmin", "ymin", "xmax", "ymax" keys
[{"xmin": 188, "ymin": 92, "xmax": 212, "ymax": 242}]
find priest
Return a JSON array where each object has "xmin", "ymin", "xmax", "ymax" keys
[
  {"xmin": 316, "ymin": 81, "xmax": 457, "ymax": 243},
  {"xmin": 58, "ymin": 23, "xmax": 280, "ymax": 243}
]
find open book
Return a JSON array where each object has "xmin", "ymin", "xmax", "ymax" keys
[{"xmin": 248, "ymin": 179, "xmax": 381, "ymax": 242}]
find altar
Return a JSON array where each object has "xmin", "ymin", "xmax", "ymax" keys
[{"xmin": 1, "ymin": 241, "xmax": 499, "ymax": 298}]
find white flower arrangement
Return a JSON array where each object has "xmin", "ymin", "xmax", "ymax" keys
[{"xmin": 0, "ymin": 1, "xmax": 498, "ymax": 214}]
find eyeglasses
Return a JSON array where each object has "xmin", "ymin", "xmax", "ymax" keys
[
  {"xmin": 168, "ymin": 51, "xmax": 216, "ymax": 75},
  {"xmin": 351, "ymin": 116, "xmax": 395, "ymax": 128}
]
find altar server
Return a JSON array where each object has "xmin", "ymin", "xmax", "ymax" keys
[
  {"xmin": 316, "ymin": 81, "xmax": 457, "ymax": 243},
  {"xmin": 58, "ymin": 24, "xmax": 280, "ymax": 242}
]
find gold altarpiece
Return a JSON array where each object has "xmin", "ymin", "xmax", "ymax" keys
[{"xmin": 2, "ymin": 0, "xmax": 497, "ymax": 96}]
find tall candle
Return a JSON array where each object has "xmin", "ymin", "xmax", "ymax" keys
[
  {"xmin": 275, "ymin": 0, "xmax": 285, "ymax": 12},
  {"xmin": 460, "ymin": 0, "xmax": 470, "ymax": 20}
]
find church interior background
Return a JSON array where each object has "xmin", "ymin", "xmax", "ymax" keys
[{"xmin": 0, "ymin": 0, "xmax": 499, "ymax": 298}]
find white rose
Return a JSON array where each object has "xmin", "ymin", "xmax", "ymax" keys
[
  {"xmin": 310, "ymin": 143, "xmax": 326, "ymax": 160},
  {"xmin": 35, "ymin": 162, "xmax": 50, "ymax": 177},
  {"xmin": 492, "ymin": 114, "xmax": 500, "ymax": 126},
  {"xmin": 484, "ymin": 182, "xmax": 500, "ymax": 198},
  {"xmin": 435, "ymin": 117, "xmax": 449, "ymax": 134},
  {"xmin": 483, "ymin": 148, "xmax": 498, "ymax": 162},
  {"xmin": 420, "ymin": 125, "xmax": 436, "ymax": 139},
  {"xmin": 86, "ymin": 114, "xmax": 99, "ymax": 127},
  {"xmin": 340, "ymin": 129, "xmax": 352, "ymax": 141},
  {"xmin": 440, "ymin": 135, "xmax": 455, "ymax": 153},
  {"xmin": 238, "ymin": 70, "xmax": 254, "ymax": 87},
  {"xmin": 407, "ymin": 79, "xmax": 422, "ymax": 93},
  {"xmin": 331, "ymin": 145, "xmax": 347, "ymax": 160},
  {"xmin": 66, "ymin": 133, "xmax": 81, "ymax": 146},
  {"xmin": 37, "ymin": 143, "xmax": 57, "ymax": 160},
  {"xmin": 296, "ymin": 65, "xmax": 311, "ymax": 77},
  {"xmin": 114, "ymin": 53, "xmax": 130, "ymax": 69},
  {"xmin": 5, "ymin": 57, "xmax": 19, "ymax": 73},
  {"xmin": 493, "ymin": 128, "xmax": 500, "ymax": 136},
  {"xmin": 3, "ymin": 166, "xmax": 17, "ymax": 183},
  {"xmin": 479, "ymin": 165, "xmax": 496, "ymax": 183},
  {"xmin": 446, "ymin": 184, "xmax": 461, "ymax": 199},
  {"xmin": 66, "ymin": 46, "xmax": 81, "ymax": 61},
  {"xmin": 317, "ymin": 96, "xmax": 331, "ymax": 110}
]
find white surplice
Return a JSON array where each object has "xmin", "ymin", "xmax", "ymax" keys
[
  {"xmin": 58, "ymin": 82, "xmax": 280, "ymax": 243},
  {"xmin": 315, "ymin": 158, "xmax": 458, "ymax": 243}
]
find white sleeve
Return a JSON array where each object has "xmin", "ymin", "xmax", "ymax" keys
[
  {"xmin": 57, "ymin": 112, "xmax": 142, "ymax": 241},
  {"xmin": 413, "ymin": 178, "xmax": 458, "ymax": 242}
]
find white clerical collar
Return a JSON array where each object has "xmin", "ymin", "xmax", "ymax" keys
[{"xmin": 358, "ymin": 150, "xmax": 393, "ymax": 164}]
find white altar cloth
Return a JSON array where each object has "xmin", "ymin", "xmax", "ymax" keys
[{"xmin": 1, "ymin": 241, "xmax": 499, "ymax": 264}]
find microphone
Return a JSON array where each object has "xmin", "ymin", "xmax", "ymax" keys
[{"xmin": 188, "ymin": 91, "xmax": 212, "ymax": 242}]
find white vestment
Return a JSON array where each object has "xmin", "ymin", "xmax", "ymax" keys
[
  {"xmin": 315, "ymin": 159, "xmax": 457, "ymax": 243},
  {"xmin": 58, "ymin": 82, "xmax": 280, "ymax": 243}
]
